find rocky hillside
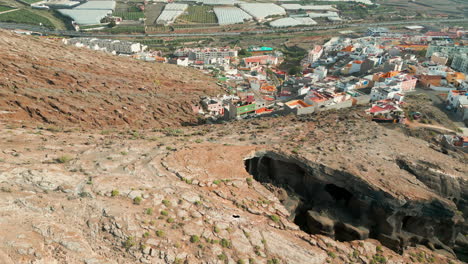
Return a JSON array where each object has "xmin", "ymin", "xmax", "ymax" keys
[
  {"xmin": 0, "ymin": 30, "xmax": 221, "ymax": 129},
  {"xmin": 0, "ymin": 107, "xmax": 467, "ymax": 264}
]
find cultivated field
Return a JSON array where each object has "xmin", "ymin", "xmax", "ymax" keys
[
  {"xmin": 0, "ymin": 9, "xmax": 54, "ymax": 28},
  {"xmin": 113, "ymin": 2, "xmax": 145, "ymax": 21},
  {"xmin": 0, "ymin": 5, "xmax": 14, "ymax": 12},
  {"xmin": 177, "ymin": 5, "xmax": 217, "ymax": 24},
  {"xmin": 375, "ymin": 0, "xmax": 466, "ymax": 16},
  {"xmin": 144, "ymin": 3, "xmax": 164, "ymax": 26}
]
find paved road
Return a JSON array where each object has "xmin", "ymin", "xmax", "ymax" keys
[{"xmin": 0, "ymin": 18, "xmax": 467, "ymax": 38}]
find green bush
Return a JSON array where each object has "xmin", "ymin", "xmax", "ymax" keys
[
  {"xmin": 269, "ymin": 215, "xmax": 280, "ymax": 223},
  {"xmin": 220, "ymin": 238, "xmax": 231, "ymax": 248},
  {"xmin": 55, "ymin": 155, "xmax": 72, "ymax": 164},
  {"xmin": 190, "ymin": 235, "xmax": 200, "ymax": 243},
  {"xmin": 123, "ymin": 236, "xmax": 135, "ymax": 249},
  {"xmin": 156, "ymin": 230, "xmax": 164, "ymax": 237},
  {"xmin": 133, "ymin": 196, "xmax": 142, "ymax": 205}
]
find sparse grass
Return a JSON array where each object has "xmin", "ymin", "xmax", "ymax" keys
[
  {"xmin": 246, "ymin": 177, "xmax": 253, "ymax": 186},
  {"xmin": 0, "ymin": 9, "xmax": 56, "ymax": 29},
  {"xmin": 167, "ymin": 217, "xmax": 174, "ymax": 223},
  {"xmin": 190, "ymin": 235, "xmax": 200, "ymax": 243},
  {"xmin": 220, "ymin": 238, "xmax": 231, "ymax": 248},
  {"xmin": 217, "ymin": 253, "xmax": 227, "ymax": 261},
  {"xmin": 133, "ymin": 196, "xmax": 142, "ymax": 205},
  {"xmin": 162, "ymin": 199, "xmax": 171, "ymax": 207},
  {"xmin": 214, "ymin": 226, "xmax": 220, "ymax": 233},
  {"xmin": 213, "ymin": 180, "xmax": 221, "ymax": 185},
  {"xmin": 145, "ymin": 208, "xmax": 153, "ymax": 215},
  {"xmin": 143, "ymin": 231, "xmax": 150, "ymax": 238},
  {"xmin": 111, "ymin": 189, "xmax": 119, "ymax": 197},
  {"xmin": 327, "ymin": 251, "xmax": 336, "ymax": 259},
  {"xmin": 156, "ymin": 230, "xmax": 164, "ymax": 237},
  {"xmin": 123, "ymin": 236, "xmax": 136, "ymax": 250},
  {"xmin": 55, "ymin": 155, "xmax": 72, "ymax": 164},
  {"xmin": 160, "ymin": 210, "xmax": 169, "ymax": 216},
  {"xmin": 269, "ymin": 214, "xmax": 280, "ymax": 223}
]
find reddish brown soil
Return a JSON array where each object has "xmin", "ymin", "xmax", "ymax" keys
[{"xmin": 0, "ymin": 30, "xmax": 222, "ymax": 129}]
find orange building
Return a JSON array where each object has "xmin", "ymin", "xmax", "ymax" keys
[
  {"xmin": 419, "ymin": 75, "xmax": 442, "ymax": 88},
  {"xmin": 446, "ymin": 72, "xmax": 466, "ymax": 87}
]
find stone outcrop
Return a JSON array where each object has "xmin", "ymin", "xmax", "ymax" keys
[{"xmin": 245, "ymin": 151, "xmax": 464, "ymax": 255}]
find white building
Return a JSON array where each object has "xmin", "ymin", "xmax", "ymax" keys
[
  {"xmin": 63, "ymin": 38, "xmax": 146, "ymax": 54},
  {"xmin": 307, "ymin": 45, "xmax": 323, "ymax": 64},
  {"xmin": 451, "ymin": 54, "xmax": 468, "ymax": 74}
]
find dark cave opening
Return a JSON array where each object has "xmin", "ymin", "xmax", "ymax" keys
[
  {"xmin": 243, "ymin": 152, "xmax": 463, "ymax": 259},
  {"xmin": 244, "ymin": 154, "xmax": 364, "ymax": 243}
]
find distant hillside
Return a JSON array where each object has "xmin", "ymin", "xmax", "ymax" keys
[{"xmin": 0, "ymin": 30, "xmax": 222, "ymax": 129}]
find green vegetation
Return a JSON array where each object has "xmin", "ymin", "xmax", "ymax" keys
[
  {"xmin": 327, "ymin": 251, "xmax": 336, "ymax": 259},
  {"xmin": 0, "ymin": 6, "xmax": 14, "ymax": 12},
  {"xmin": 143, "ymin": 231, "xmax": 150, "ymax": 238},
  {"xmin": 55, "ymin": 155, "xmax": 72, "ymax": 164},
  {"xmin": 220, "ymin": 238, "xmax": 231, "ymax": 248},
  {"xmin": 279, "ymin": 45, "xmax": 306, "ymax": 74},
  {"xmin": 162, "ymin": 199, "xmax": 171, "ymax": 207},
  {"xmin": 166, "ymin": 217, "xmax": 174, "ymax": 223},
  {"xmin": 111, "ymin": 189, "xmax": 119, "ymax": 197},
  {"xmin": 370, "ymin": 254, "xmax": 387, "ymax": 263},
  {"xmin": 102, "ymin": 25, "xmax": 145, "ymax": 34},
  {"xmin": 123, "ymin": 236, "xmax": 136, "ymax": 249},
  {"xmin": 217, "ymin": 253, "xmax": 227, "ymax": 261},
  {"xmin": 246, "ymin": 177, "xmax": 253, "ymax": 186},
  {"xmin": 156, "ymin": 230, "xmax": 164, "ymax": 237},
  {"xmin": 269, "ymin": 214, "xmax": 280, "ymax": 223},
  {"xmin": 177, "ymin": 5, "xmax": 217, "ymax": 24},
  {"xmin": 145, "ymin": 208, "xmax": 153, "ymax": 215},
  {"xmin": 113, "ymin": 11, "xmax": 144, "ymax": 21},
  {"xmin": 0, "ymin": 9, "xmax": 54, "ymax": 28},
  {"xmin": 190, "ymin": 235, "xmax": 200, "ymax": 243},
  {"xmin": 133, "ymin": 196, "xmax": 142, "ymax": 205},
  {"xmin": 160, "ymin": 210, "xmax": 169, "ymax": 216}
]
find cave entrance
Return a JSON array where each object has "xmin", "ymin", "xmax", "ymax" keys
[{"xmin": 244, "ymin": 154, "xmax": 363, "ymax": 242}]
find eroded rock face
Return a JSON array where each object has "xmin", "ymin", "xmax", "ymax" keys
[{"xmin": 244, "ymin": 151, "xmax": 463, "ymax": 255}]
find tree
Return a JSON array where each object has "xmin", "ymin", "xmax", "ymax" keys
[{"xmin": 288, "ymin": 66, "xmax": 302, "ymax": 76}]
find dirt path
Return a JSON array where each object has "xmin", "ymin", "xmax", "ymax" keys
[{"xmin": 0, "ymin": 8, "xmax": 18, "ymax": 15}]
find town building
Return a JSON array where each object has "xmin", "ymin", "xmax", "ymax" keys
[
  {"xmin": 426, "ymin": 42, "xmax": 468, "ymax": 59},
  {"xmin": 451, "ymin": 54, "xmax": 468, "ymax": 74},
  {"xmin": 243, "ymin": 55, "xmax": 279, "ymax": 67},
  {"xmin": 174, "ymin": 47, "xmax": 238, "ymax": 64},
  {"xmin": 307, "ymin": 45, "xmax": 323, "ymax": 64},
  {"xmin": 63, "ymin": 38, "xmax": 146, "ymax": 54}
]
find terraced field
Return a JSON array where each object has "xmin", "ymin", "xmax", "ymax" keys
[
  {"xmin": 144, "ymin": 3, "xmax": 164, "ymax": 25},
  {"xmin": 177, "ymin": 5, "xmax": 217, "ymax": 24},
  {"xmin": 0, "ymin": 5, "xmax": 14, "ymax": 12},
  {"xmin": 0, "ymin": 9, "xmax": 54, "ymax": 28}
]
